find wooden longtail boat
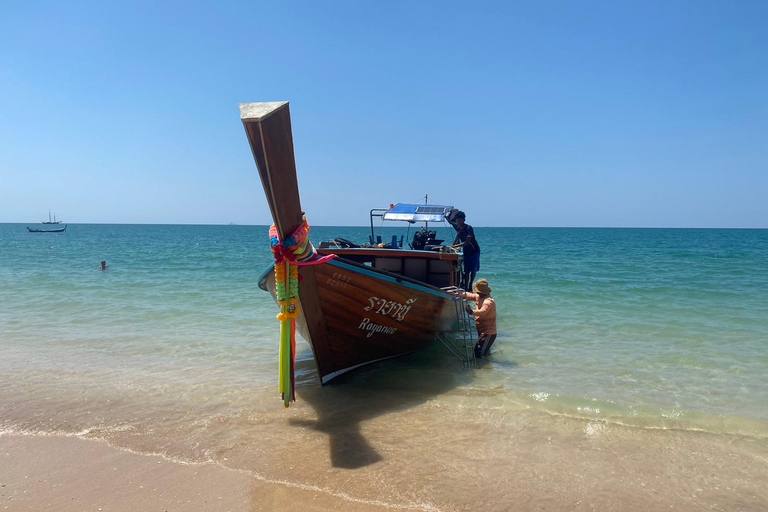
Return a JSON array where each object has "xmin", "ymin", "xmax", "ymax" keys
[
  {"xmin": 27, "ymin": 225, "xmax": 67, "ymax": 233},
  {"xmin": 241, "ymin": 102, "xmax": 470, "ymax": 385}
]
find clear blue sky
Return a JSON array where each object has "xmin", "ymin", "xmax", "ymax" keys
[{"xmin": 1, "ymin": 1, "xmax": 766, "ymax": 227}]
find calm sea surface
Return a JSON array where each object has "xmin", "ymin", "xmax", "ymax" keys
[{"xmin": 1, "ymin": 223, "xmax": 767, "ymax": 508}]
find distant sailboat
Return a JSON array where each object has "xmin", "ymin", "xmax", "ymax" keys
[{"xmin": 42, "ymin": 210, "xmax": 62, "ymax": 224}]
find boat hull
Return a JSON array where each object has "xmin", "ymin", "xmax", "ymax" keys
[
  {"xmin": 260, "ymin": 258, "xmax": 458, "ymax": 383},
  {"xmin": 27, "ymin": 225, "xmax": 67, "ymax": 233}
]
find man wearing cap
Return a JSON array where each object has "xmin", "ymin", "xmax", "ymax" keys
[
  {"xmin": 447, "ymin": 210, "xmax": 480, "ymax": 291},
  {"xmin": 462, "ymin": 279, "xmax": 497, "ymax": 358}
]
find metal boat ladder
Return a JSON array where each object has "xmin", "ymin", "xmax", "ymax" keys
[{"xmin": 436, "ymin": 286, "xmax": 477, "ymax": 368}]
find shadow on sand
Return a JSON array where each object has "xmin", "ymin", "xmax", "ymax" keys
[{"xmin": 289, "ymin": 344, "xmax": 471, "ymax": 469}]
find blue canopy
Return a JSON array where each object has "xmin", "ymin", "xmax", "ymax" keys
[{"xmin": 382, "ymin": 203, "xmax": 453, "ymax": 223}]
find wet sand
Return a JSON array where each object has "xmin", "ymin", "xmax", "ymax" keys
[
  {"xmin": 0, "ymin": 435, "xmax": 393, "ymax": 512},
  {"xmin": 3, "ymin": 407, "xmax": 767, "ymax": 512},
  {"xmin": 2, "ymin": 361, "xmax": 768, "ymax": 511}
]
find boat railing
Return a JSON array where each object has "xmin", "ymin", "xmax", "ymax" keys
[{"xmin": 435, "ymin": 286, "xmax": 477, "ymax": 368}]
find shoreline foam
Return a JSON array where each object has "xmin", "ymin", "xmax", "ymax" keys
[
  {"xmin": 2, "ymin": 403, "xmax": 767, "ymax": 511},
  {"xmin": 0, "ymin": 435, "xmax": 413, "ymax": 512}
]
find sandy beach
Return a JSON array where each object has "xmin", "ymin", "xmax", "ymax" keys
[
  {"xmin": 3, "ymin": 405, "xmax": 767, "ymax": 512},
  {"xmin": 0, "ymin": 435, "xmax": 396, "ymax": 512}
]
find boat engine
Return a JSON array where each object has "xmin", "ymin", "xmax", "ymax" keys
[{"xmin": 411, "ymin": 229, "xmax": 443, "ymax": 251}]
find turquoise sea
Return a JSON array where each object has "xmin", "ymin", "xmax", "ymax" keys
[{"xmin": 2, "ymin": 223, "xmax": 767, "ymax": 510}]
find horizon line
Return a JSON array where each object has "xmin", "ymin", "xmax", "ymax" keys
[{"xmin": 1, "ymin": 222, "xmax": 766, "ymax": 230}]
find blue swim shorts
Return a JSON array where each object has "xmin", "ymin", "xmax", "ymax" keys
[{"xmin": 463, "ymin": 252, "xmax": 480, "ymax": 273}]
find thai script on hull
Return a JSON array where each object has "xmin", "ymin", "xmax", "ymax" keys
[{"xmin": 364, "ymin": 297, "xmax": 417, "ymax": 322}]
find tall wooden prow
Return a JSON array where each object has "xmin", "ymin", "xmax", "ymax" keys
[
  {"xmin": 239, "ymin": 102, "xmax": 334, "ymax": 382},
  {"xmin": 239, "ymin": 102, "xmax": 302, "ymax": 239}
]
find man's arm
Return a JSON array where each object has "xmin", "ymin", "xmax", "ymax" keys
[
  {"xmin": 445, "ymin": 209, "xmax": 458, "ymax": 225},
  {"xmin": 452, "ymin": 238, "xmax": 468, "ymax": 249}
]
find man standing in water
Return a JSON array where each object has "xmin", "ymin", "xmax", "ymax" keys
[
  {"xmin": 462, "ymin": 279, "xmax": 497, "ymax": 358},
  {"xmin": 448, "ymin": 210, "xmax": 480, "ymax": 291}
]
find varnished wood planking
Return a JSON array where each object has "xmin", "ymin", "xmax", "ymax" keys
[
  {"xmin": 296, "ymin": 267, "xmax": 335, "ymax": 379},
  {"xmin": 315, "ymin": 263, "xmax": 452, "ymax": 332},
  {"xmin": 242, "ymin": 102, "xmax": 335, "ymax": 382},
  {"xmin": 312, "ymin": 262, "xmax": 456, "ymax": 372},
  {"xmin": 262, "ymin": 260, "xmax": 458, "ymax": 377}
]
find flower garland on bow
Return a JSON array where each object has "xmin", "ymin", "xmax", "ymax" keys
[{"xmin": 270, "ymin": 217, "xmax": 336, "ymax": 407}]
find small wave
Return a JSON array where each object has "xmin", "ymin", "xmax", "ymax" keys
[
  {"xmin": 0, "ymin": 425, "xmax": 96, "ymax": 438},
  {"xmin": 537, "ymin": 408, "xmax": 768, "ymax": 442},
  {"xmin": 234, "ymin": 469, "xmax": 443, "ymax": 511},
  {"xmin": 0, "ymin": 426, "xmax": 442, "ymax": 511}
]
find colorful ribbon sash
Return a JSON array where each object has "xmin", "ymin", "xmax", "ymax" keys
[{"xmin": 269, "ymin": 217, "xmax": 336, "ymax": 407}]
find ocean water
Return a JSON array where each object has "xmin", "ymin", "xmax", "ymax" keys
[{"xmin": 1, "ymin": 223, "xmax": 767, "ymax": 509}]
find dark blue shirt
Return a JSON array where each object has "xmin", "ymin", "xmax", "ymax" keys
[{"xmin": 452, "ymin": 223, "xmax": 480, "ymax": 255}]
